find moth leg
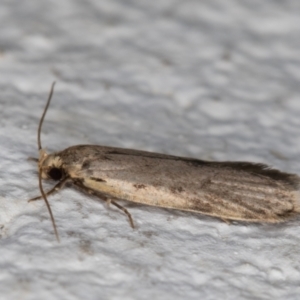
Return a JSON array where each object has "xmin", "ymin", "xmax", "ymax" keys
[
  {"xmin": 221, "ymin": 218, "xmax": 231, "ymax": 225},
  {"xmin": 27, "ymin": 157, "xmax": 39, "ymax": 162},
  {"xmin": 106, "ymin": 198, "xmax": 112, "ymax": 208},
  {"xmin": 28, "ymin": 177, "xmax": 70, "ymax": 202},
  {"xmin": 110, "ymin": 200, "xmax": 135, "ymax": 229},
  {"xmin": 72, "ymin": 181, "xmax": 135, "ymax": 229}
]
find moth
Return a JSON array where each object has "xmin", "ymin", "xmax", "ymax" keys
[{"xmin": 30, "ymin": 83, "xmax": 300, "ymax": 241}]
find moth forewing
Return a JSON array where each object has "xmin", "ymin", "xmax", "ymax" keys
[
  {"xmin": 31, "ymin": 83, "xmax": 300, "ymax": 241},
  {"xmin": 48, "ymin": 145, "xmax": 300, "ymax": 223}
]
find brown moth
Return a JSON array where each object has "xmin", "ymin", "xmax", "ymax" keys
[{"xmin": 30, "ymin": 83, "xmax": 300, "ymax": 241}]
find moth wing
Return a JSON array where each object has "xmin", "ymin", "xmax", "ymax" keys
[{"xmin": 70, "ymin": 146, "xmax": 300, "ymax": 222}]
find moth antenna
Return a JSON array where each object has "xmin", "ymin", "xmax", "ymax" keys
[
  {"xmin": 37, "ymin": 82, "xmax": 60, "ymax": 242},
  {"xmin": 38, "ymin": 82, "xmax": 56, "ymax": 150},
  {"xmin": 38, "ymin": 154, "xmax": 60, "ymax": 242}
]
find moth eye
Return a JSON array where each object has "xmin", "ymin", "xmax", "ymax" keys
[{"xmin": 48, "ymin": 167, "xmax": 63, "ymax": 181}]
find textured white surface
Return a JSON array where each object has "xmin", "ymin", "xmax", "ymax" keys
[{"xmin": 1, "ymin": 1, "xmax": 300, "ymax": 299}]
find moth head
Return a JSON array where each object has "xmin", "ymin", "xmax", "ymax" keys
[{"xmin": 38, "ymin": 149, "xmax": 64, "ymax": 181}]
